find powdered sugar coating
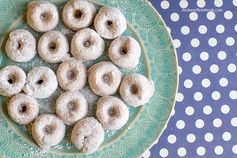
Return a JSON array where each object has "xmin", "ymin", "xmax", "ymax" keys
[
  {"xmin": 0, "ymin": 65, "xmax": 26, "ymax": 97},
  {"xmin": 5, "ymin": 29, "xmax": 37, "ymax": 62},
  {"xmin": 71, "ymin": 117, "xmax": 104, "ymax": 153},
  {"xmin": 62, "ymin": 0, "xmax": 96, "ymax": 31},
  {"xmin": 94, "ymin": 7, "xmax": 127, "ymax": 39},
  {"xmin": 96, "ymin": 96, "xmax": 129, "ymax": 130}
]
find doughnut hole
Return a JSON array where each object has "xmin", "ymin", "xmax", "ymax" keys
[
  {"xmin": 130, "ymin": 84, "xmax": 139, "ymax": 95},
  {"xmin": 40, "ymin": 12, "xmax": 50, "ymax": 21},
  {"xmin": 44, "ymin": 125, "xmax": 54, "ymax": 134},
  {"xmin": 67, "ymin": 68, "xmax": 78, "ymax": 81},
  {"xmin": 108, "ymin": 106, "xmax": 117, "ymax": 117},
  {"xmin": 7, "ymin": 74, "xmax": 17, "ymax": 84},
  {"xmin": 17, "ymin": 41, "xmax": 23, "ymax": 50},
  {"xmin": 67, "ymin": 101, "xmax": 76, "ymax": 111},
  {"xmin": 106, "ymin": 20, "xmax": 114, "ymax": 29},
  {"xmin": 102, "ymin": 73, "xmax": 113, "ymax": 85},
  {"xmin": 83, "ymin": 40, "xmax": 91, "ymax": 48},
  {"xmin": 48, "ymin": 42, "xmax": 57, "ymax": 52},
  {"xmin": 120, "ymin": 47, "xmax": 128, "ymax": 55},
  {"xmin": 74, "ymin": 9, "xmax": 83, "ymax": 19},
  {"xmin": 18, "ymin": 104, "xmax": 28, "ymax": 113},
  {"xmin": 37, "ymin": 78, "xmax": 44, "ymax": 85}
]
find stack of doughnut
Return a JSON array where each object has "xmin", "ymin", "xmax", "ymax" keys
[{"xmin": 1, "ymin": 0, "xmax": 154, "ymax": 154}]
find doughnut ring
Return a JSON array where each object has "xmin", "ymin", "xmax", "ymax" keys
[
  {"xmin": 88, "ymin": 61, "xmax": 122, "ymax": 96},
  {"xmin": 119, "ymin": 73, "xmax": 154, "ymax": 107},
  {"xmin": 7, "ymin": 93, "xmax": 39, "ymax": 125},
  {"xmin": 23, "ymin": 66, "xmax": 58, "ymax": 99},
  {"xmin": 56, "ymin": 58, "xmax": 87, "ymax": 91},
  {"xmin": 0, "ymin": 66, "xmax": 26, "ymax": 97},
  {"xmin": 71, "ymin": 28, "xmax": 105, "ymax": 61},
  {"xmin": 109, "ymin": 36, "xmax": 141, "ymax": 69},
  {"xmin": 38, "ymin": 31, "xmax": 69, "ymax": 63},
  {"xmin": 94, "ymin": 7, "xmax": 127, "ymax": 39},
  {"xmin": 62, "ymin": 0, "xmax": 96, "ymax": 31},
  {"xmin": 56, "ymin": 91, "xmax": 88, "ymax": 125},
  {"xmin": 27, "ymin": 1, "xmax": 59, "ymax": 32},
  {"xmin": 71, "ymin": 117, "xmax": 104, "ymax": 153},
  {"xmin": 32, "ymin": 114, "xmax": 66, "ymax": 149},
  {"xmin": 5, "ymin": 29, "xmax": 37, "ymax": 62},
  {"xmin": 96, "ymin": 96, "xmax": 129, "ymax": 130}
]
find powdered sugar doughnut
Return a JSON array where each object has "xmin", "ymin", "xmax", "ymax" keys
[
  {"xmin": 94, "ymin": 7, "xmax": 127, "ymax": 39},
  {"xmin": 32, "ymin": 114, "xmax": 66, "ymax": 149},
  {"xmin": 96, "ymin": 96, "xmax": 129, "ymax": 130},
  {"xmin": 56, "ymin": 58, "xmax": 86, "ymax": 91},
  {"xmin": 0, "ymin": 66, "xmax": 26, "ymax": 97},
  {"xmin": 88, "ymin": 61, "xmax": 122, "ymax": 96},
  {"xmin": 119, "ymin": 73, "xmax": 154, "ymax": 107},
  {"xmin": 38, "ymin": 31, "xmax": 69, "ymax": 63},
  {"xmin": 109, "ymin": 36, "xmax": 141, "ymax": 69},
  {"xmin": 27, "ymin": 1, "xmax": 59, "ymax": 32},
  {"xmin": 62, "ymin": 0, "xmax": 96, "ymax": 31},
  {"xmin": 5, "ymin": 29, "xmax": 37, "ymax": 62},
  {"xmin": 23, "ymin": 66, "xmax": 58, "ymax": 99},
  {"xmin": 71, "ymin": 28, "xmax": 105, "ymax": 61},
  {"xmin": 71, "ymin": 117, "xmax": 104, "ymax": 153},
  {"xmin": 56, "ymin": 91, "xmax": 88, "ymax": 125},
  {"xmin": 7, "ymin": 93, "xmax": 39, "ymax": 125}
]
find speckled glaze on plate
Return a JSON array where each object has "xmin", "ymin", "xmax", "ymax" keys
[{"xmin": 0, "ymin": 0, "xmax": 178, "ymax": 158}]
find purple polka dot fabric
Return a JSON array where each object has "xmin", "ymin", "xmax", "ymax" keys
[{"xmin": 141, "ymin": 0, "xmax": 237, "ymax": 157}]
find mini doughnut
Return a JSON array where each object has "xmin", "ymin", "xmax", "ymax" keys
[
  {"xmin": 23, "ymin": 66, "xmax": 58, "ymax": 99},
  {"xmin": 96, "ymin": 96, "xmax": 129, "ymax": 130},
  {"xmin": 109, "ymin": 36, "xmax": 141, "ymax": 69},
  {"xmin": 5, "ymin": 29, "xmax": 37, "ymax": 62},
  {"xmin": 7, "ymin": 93, "xmax": 39, "ymax": 125},
  {"xmin": 62, "ymin": 0, "xmax": 96, "ymax": 31},
  {"xmin": 119, "ymin": 73, "xmax": 154, "ymax": 107},
  {"xmin": 56, "ymin": 58, "xmax": 87, "ymax": 91},
  {"xmin": 88, "ymin": 61, "xmax": 122, "ymax": 96},
  {"xmin": 0, "ymin": 66, "xmax": 26, "ymax": 97},
  {"xmin": 38, "ymin": 31, "xmax": 69, "ymax": 63},
  {"xmin": 94, "ymin": 7, "xmax": 127, "ymax": 39},
  {"xmin": 71, "ymin": 117, "xmax": 104, "ymax": 153},
  {"xmin": 32, "ymin": 114, "xmax": 66, "ymax": 149},
  {"xmin": 71, "ymin": 28, "xmax": 105, "ymax": 61},
  {"xmin": 27, "ymin": 1, "xmax": 59, "ymax": 32},
  {"xmin": 56, "ymin": 91, "xmax": 88, "ymax": 125}
]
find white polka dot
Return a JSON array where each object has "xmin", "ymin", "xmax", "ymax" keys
[
  {"xmin": 235, "ymin": 24, "xmax": 237, "ymax": 32},
  {"xmin": 179, "ymin": 0, "xmax": 188, "ymax": 8},
  {"xmin": 204, "ymin": 133, "xmax": 214, "ymax": 142},
  {"xmin": 212, "ymin": 91, "xmax": 221, "ymax": 100},
  {"xmin": 184, "ymin": 79, "xmax": 193, "ymax": 88},
  {"xmin": 227, "ymin": 63, "xmax": 236, "ymax": 73},
  {"xmin": 224, "ymin": 11, "xmax": 233, "ymax": 20},
  {"xmin": 231, "ymin": 117, "xmax": 237, "ymax": 127},
  {"xmin": 159, "ymin": 148, "xmax": 169, "ymax": 157},
  {"xmin": 181, "ymin": 26, "xmax": 190, "ymax": 35},
  {"xmin": 202, "ymin": 78, "xmax": 211, "ymax": 88},
  {"xmin": 176, "ymin": 120, "xmax": 185, "ymax": 129},
  {"xmin": 192, "ymin": 65, "xmax": 201, "ymax": 74},
  {"xmin": 222, "ymin": 132, "xmax": 231, "ymax": 141},
  {"xmin": 197, "ymin": 146, "xmax": 206, "ymax": 156},
  {"xmin": 142, "ymin": 150, "xmax": 151, "ymax": 158},
  {"xmin": 226, "ymin": 37, "xmax": 235, "ymax": 46},
  {"xmin": 216, "ymin": 24, "xmax": 225, "ymax": 33},
  {"xmin": 198, "ymin": 25, "xmax": 207, "ymax": 34},
  {"xmin": 177, "ymin": 147, "xmax": 186, "ymax": 157},
  {"xmin": 217, "ymin": 51, "xmax": 227, "ymax": 60},
  {"xmin": 189, "ymin": 12, "xmax": 198, "ymax": 21},
  {"xmin": 229, "ymin": 90, "xmax": 237, "ymax": 99},
  {"xmin": 221, "ymin": 104, "xmax": 230, "ymax": 114},
  {"xmin": 207, "ymin": 11, "xmax": 216, "ymax": 20},
  {"xmin": 185, "ymin": 106, "xmax": 194, "ymax": 116},
  {"xmin": 195, "ymin": 119, "xmax": 204, "ymax": 128},
  {"xmin": 191, "ymin": 38, "xmax": 200, "ymax": 47},
  {"xmin": 194, "ymin": 92, "xmax": 203, "ymax": 101},
  {"xmin": 214, "ymin": 0, "xmax": 223, "ymax": 7},
  {"xmin": 197, "ymin": 0, "xmax": 206, "ymax": 8},
  {"xmin": 178, "ymin": 66, "xmax": 183, "ymax": 75},
  {"xmin": 200, "ymin": 51, "xmax": 209, "ymax": 61},
  {"xmin": 173, "ymin": 39, "xmax": 181, "ymax": 48},
  {"xmin": 214, "ymin": 146, "xmax": 223, "ymax": 155},
  {"xmin": 170, "ymin": 13, "xmax": 180, "ymax": 22},
  {"xmin": 171, "ymin": 108, "xmax": 175, "ymax": 116},
  {"xmin": 219, "ymin": 78, "xmax": 228, "ymax": 87},
  {"xmin": 182, "ymin": 52, "xmax": 191, "ymax": 62},
  {"xmin": 186, "ymin": 133, "xmax": 196, "ymax": 143},
  {"xmin": 234, "ymin": 0, "xmax": 237, "ymax": 6},
  {"xmin": 203, "ymin": 105, "xmax": 212, "ymax": 115},
  {"xmin": 210, "ymin": 64, "xmax": 219, "ymax": 73},
  {"xmin": 208, "ymin": 38, "xmax": 218, "ymax": 47},
  {"xmin": 233, "ymin": 145, "xmax": 237, "ymax": 154},
  {"xmin": 176, "ymin": 93, "xmax": 184, "ymax": 102},
  {"xmin": 167, "ymin": 134, "xmax": 176, "ymax": 144},
  {"xmin": 213, "ymin": 118, "xmax": 222, "ymax": 127},
  {"xmin": 160, "ymin": 1, "xmax": 170, "ymax": 9}
]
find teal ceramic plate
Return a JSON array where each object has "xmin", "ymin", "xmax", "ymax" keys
[{"xmin": 0, "ymin": 0, "xmax": 178, "ymax": 158}]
